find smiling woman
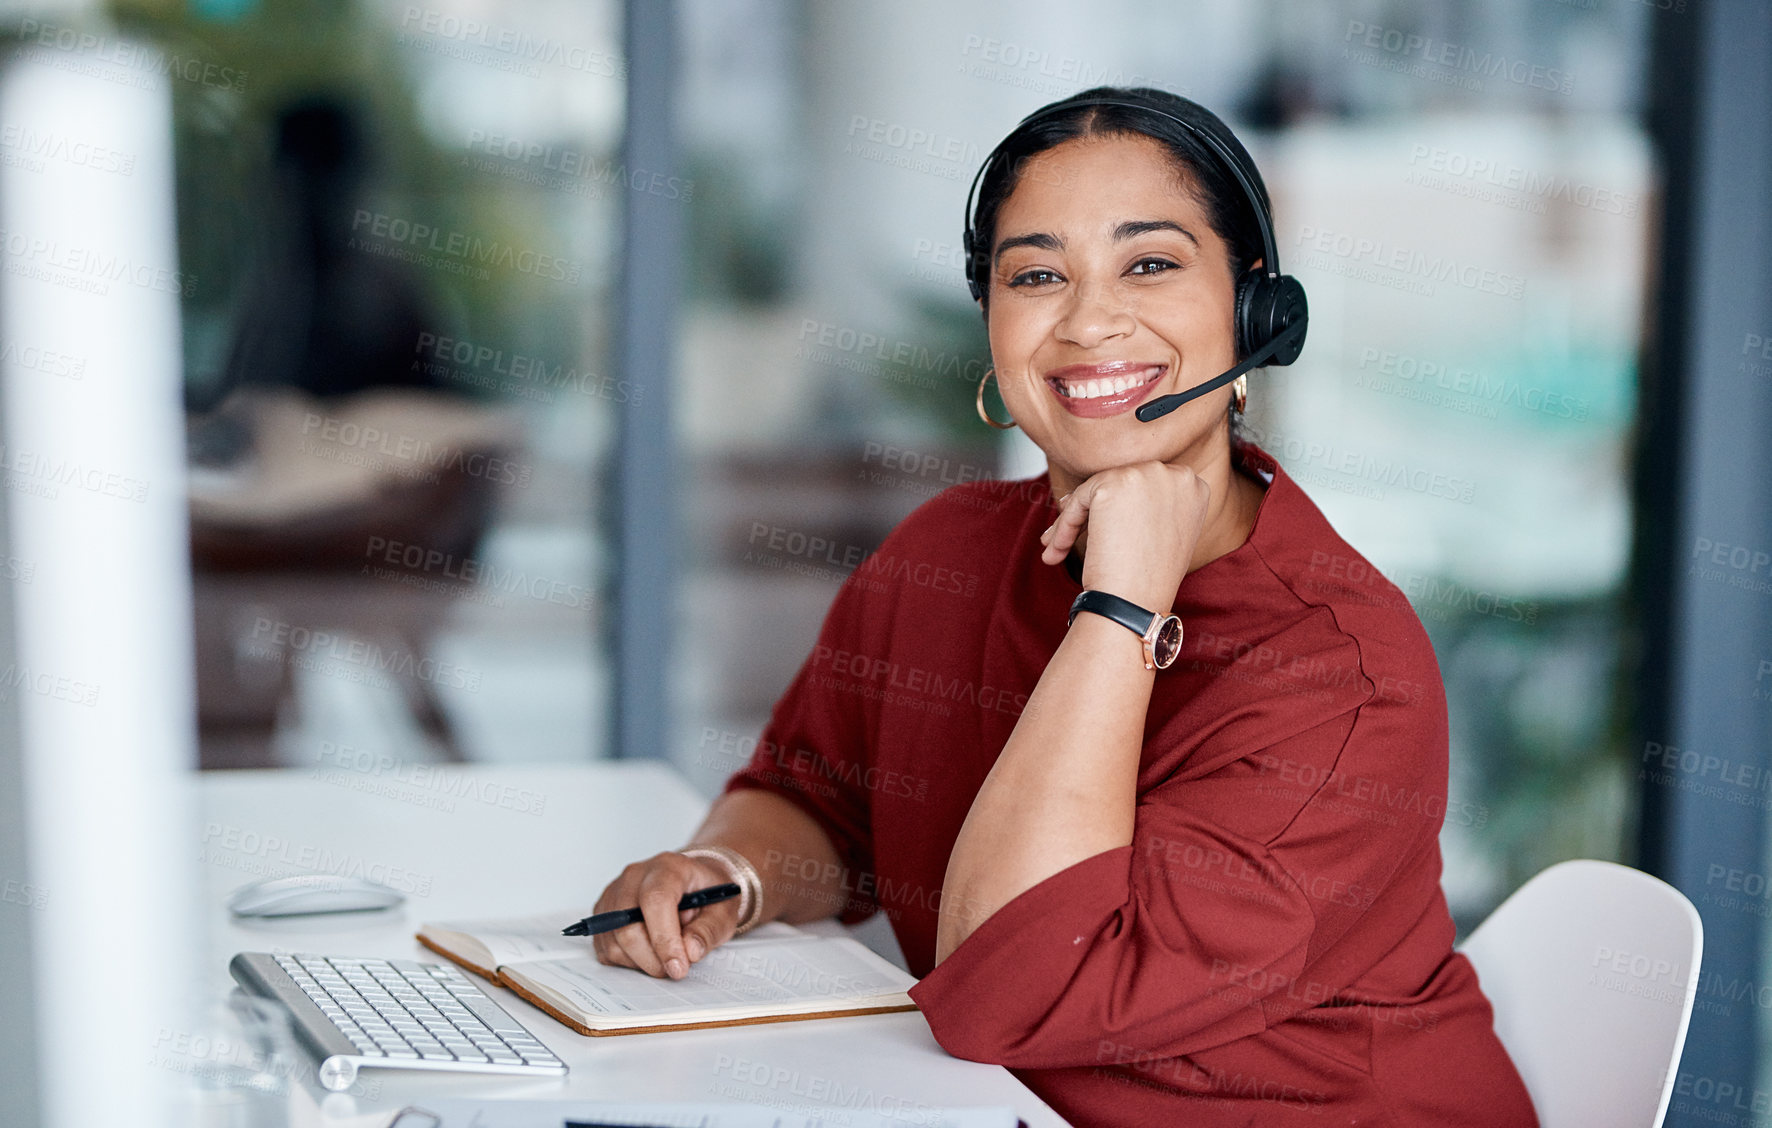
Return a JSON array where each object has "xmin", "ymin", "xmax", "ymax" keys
[{"xmin": 593, "ymin": 86, "xmax": 1537, "ymax": 1128}]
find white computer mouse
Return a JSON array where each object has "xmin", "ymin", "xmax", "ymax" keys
[{"xmin": 227, "ymin": 874, "xmax": 406, "ymax": 918}]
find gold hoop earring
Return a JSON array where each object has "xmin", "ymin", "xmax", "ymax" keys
[
  {"xmin": 976, "ymin": 367, "xmax": 1017, "ymax": 430},
  {"xmin": 1231, "ymin": 374, "xmax": 1248, "ymax": 415}
]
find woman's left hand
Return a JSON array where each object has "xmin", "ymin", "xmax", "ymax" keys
[{"xmin": 1038, "ymin": 459, "xmax": 1212, "ymax": 611}]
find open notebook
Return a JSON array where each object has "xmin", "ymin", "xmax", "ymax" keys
[{"xmin": 416, "ymin": 915, "xmax": 918, "ymax": 1036}]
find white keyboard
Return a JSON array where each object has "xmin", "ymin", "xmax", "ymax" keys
[{"xmin": 230, "ymin": 952, "xmax": 567, "ymax": 1091}]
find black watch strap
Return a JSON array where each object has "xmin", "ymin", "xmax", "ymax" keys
[
  {"xmin": 1067, "ymin": 589, "xmax": 1155, "ymax": 636},
  {"xmin": 1068, "ymin": 589, "xmax": 1183, "ymax": 671}
]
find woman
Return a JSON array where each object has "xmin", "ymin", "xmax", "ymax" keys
[{"xmin": 592, "ymin": 86, "xmax": 1537, "ymax": 1127}]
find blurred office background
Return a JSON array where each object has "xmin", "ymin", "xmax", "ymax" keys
[
  {"xmin": 1, "ymin": 1, "xmax": 1767, "ymax": 1126},
  {"xmin": 138, "ymin": 0, "xmax": 1652, "ymax": 912}
]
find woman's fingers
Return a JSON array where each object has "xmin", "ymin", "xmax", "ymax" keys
[
  {"xmin": 609, "ymin": 917, "xmax": 669, "ymax": 978},
  {"xmin": 680, "ymin": 897, "xmax": 742, "ymax": 965},
  {"xmin": 1038, "ymin": 463, "xmax": 1214, "ymax": 605},
  {"xmin": 1040, "ymin": 487, "xmax": 1092, "ymax": 564},
  {"xmin": 1078, "ymin": 462, "xmax": 1212, "ymax": 604},
  {"xmin": 589, "ymin": 862, "xmax": 645, "ymax": 970},
  {"xmin": 589, "ymin": 853, "xmax": 736, "ymax": 978},
  {"xmin": 637, "ymin": 875, "xmax": 695, "ymax": 978},
  {"xmin": 603, "ymin": 862, "xmax": 673, "ymax": 977}
]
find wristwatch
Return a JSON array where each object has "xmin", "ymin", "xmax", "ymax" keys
[{"xmin": 1067, "ymin": 590, "xmax": 1184, "ymax": 671}]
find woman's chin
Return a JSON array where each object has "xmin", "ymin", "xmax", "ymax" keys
[
  {"xmin": 1036, "ymin": 432, "xmax": 1220, "ymax": 484},
  {"xmin": 1043, "ymin": 448, "xmax": 1161, "ymax": 483}
]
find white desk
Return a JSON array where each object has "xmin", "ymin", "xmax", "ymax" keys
[{"xmin": 196, "ymin": 761, "xmax": 1070, "ymax": 1126}]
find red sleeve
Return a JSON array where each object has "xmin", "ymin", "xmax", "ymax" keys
[
  {"xmin": 908, "ymin": 690, "xmax": 1444, "ymax": 1069},
  {"xmin": 721, "ymin": 571, "xmax": 885, "ymax": 925}
]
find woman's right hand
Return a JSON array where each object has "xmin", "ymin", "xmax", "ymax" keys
[
  {"xmin": 589, "ymin": 850, "xmax": 747, "ymax": 980},
  {"xmin": 1038, "ymin": 459, "xmax": 1213, "ymax": 612}
]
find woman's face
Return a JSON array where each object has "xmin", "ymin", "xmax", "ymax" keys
[{"xmin": 985, "ymin": 132, "xmax": 1241, "ymax": 486}]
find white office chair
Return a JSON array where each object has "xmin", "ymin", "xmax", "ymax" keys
[{"xmin": 1458, "ymin": 859, "xmax": 1702, "ymax": 1128}]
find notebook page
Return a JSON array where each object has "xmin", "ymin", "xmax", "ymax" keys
[
  {"xmin": 704, "ymin": 920, "xmax": 803, "ymax": 945},
  {"xmin": 517, "ymin": 935, "xmax": 913, "ymax": 1019},
  {"xmin": 424, "ymin": 913, "xmax": 594, "ymax": 966},
  {"xmin": 424, "ymin": 915, "xmax": 809, "ymax": 970}
]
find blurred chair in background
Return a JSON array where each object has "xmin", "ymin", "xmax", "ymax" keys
[{"xmin": 185, "ymin": 96, "xmax": 514, "ymax": 768}]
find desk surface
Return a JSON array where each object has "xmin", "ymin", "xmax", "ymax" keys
[{"xmin": 196, "ymin": 761, "xmax": 1070, "ymax": 1126}]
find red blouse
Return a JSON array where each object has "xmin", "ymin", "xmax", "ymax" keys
[{"xmin": 723, "ymin": 443, "xmax": 1537, "ymax": 1128}]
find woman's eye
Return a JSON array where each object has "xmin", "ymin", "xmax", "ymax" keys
[
  {"xmin": 1008, "ymin": 268, "xmax": 1062, "ymax": 288},
  {"xmin": 1129, "ymin": 258, "xmax": 1178, "ymax": 276}
]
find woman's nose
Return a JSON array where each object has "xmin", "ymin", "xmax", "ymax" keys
[{"xmin": 1053, "ymin": 278, "xmax": 1136, "ymax": 347}]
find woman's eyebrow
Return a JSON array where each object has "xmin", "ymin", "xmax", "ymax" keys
[
  {"xmin": 1114, "ymin": 218, "xmax": 1198, "ymax": 245},
  {"xmin": 993, "ymin": 231, "xmax": 1062, "ymax": 260},
  {"xmin": 994, "ymin": 220, "xmax": 1198, "ymax": 263}
]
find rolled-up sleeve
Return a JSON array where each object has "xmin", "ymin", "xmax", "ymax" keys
[{"xmin": 909, "ymin": 701, "xmax": 1439, "ymax": 1069}]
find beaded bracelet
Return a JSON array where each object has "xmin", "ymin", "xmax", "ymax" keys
[{"xmin": 678, "ymin": 844, "xmax": 766, "ymax": 936}]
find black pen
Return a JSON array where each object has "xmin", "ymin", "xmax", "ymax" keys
[{"xmin": 561, "ymin": 883, "xmax": 741, "ymax": 936}]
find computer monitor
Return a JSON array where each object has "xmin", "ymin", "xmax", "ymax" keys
[{"xmin": 0, "ymin": 33, "xmax": 198, "ymax": 1128}]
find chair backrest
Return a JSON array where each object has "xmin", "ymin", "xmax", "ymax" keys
[{"xmin": 1459, "ymin": 859, "xmax": 1703, "ymax": 1128}]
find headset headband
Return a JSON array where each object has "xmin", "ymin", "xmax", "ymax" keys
[{"xmin": 962, "ymin": 97, "xmax": 1281, "ymax": 284}]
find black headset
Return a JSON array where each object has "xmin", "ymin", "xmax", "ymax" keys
[{"xmin": 960, "ymin": 97, "xmax": 1308, "ymax": 423}]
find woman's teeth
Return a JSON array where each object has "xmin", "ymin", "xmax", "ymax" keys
[{"xmin": 1054, "ymin": 367, "xmax": 1162, "ymax": 399}]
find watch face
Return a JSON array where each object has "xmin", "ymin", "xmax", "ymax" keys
[{"xmin": 1152, "ymin": 616, "xmax": 1184, "ymax": 669}]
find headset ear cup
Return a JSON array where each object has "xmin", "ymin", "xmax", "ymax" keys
[
  {"xmin": 1268, "ymin": 276, "xmax": 1308, "ymax": 366},
  {"xmin": 1236, "ymin": 273, "xmax": 1309, "ymax": 367}
]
